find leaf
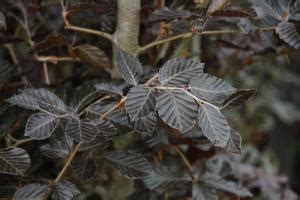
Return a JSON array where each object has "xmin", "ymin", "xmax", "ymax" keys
[
  {"xmin": 142, "ymin": 129, "xmax": 169, "ymax": 149},
  {"xmin": 6, "ymin": 93, "xmax": 39, "ymax": 110},
  {"xmin": 24, "ymin": 88, "xmax": 67, "ymax": 115},
  {"xmin": 0, "ymin": 11, "xmax": 6, "ymax": 30},
  {"xmin": 13, "ymin": 183, "xmax": 50, "ymax": 200},
  {"xmin": 39, "ymin": 141, "xmax": 70, "ymax": 159},
  {"xmin": 116, "ymin": 50, "xmax": 143, "ymax": 85},
  {"xmin": 133, "ymin": 112, "xmax": 157, "ymax": 135},
  {"xmin": 71, "ymin": 154, "xmax": 96, "ymax": 181},
  {"xmin": 65, "ymin": 119, "xmax": 98, "ymax": 143},
  {"xmin": 193, "ymin": 183, "xmax": 219, "ymax": 200},
  {"xmin": 276, "ymin": 22, "xmax": 300, "ymax": 49},
  {"xmin": 156, "ymin": 89, "xmax": 198, "ymax": 132},
  {"xmin": 80, "ymin": 136, "xmax": 111, "ymax": 151},
  {"xmin": 102, "ymin": 150, "xmax": 153, "ymax": 178},
  {"xmin": 142, "ymin": 168, "xmax": 191, "ymax": 191},
  {"xmin": 29, "ymin": 32, "xmax": 68, "ymax": 54},
  {"xmin": 201, "ymin": 174, "xmax": 252, "ymax": 197},
  {"xmin": 25, "ymin": 113, "xmax": 58, "ymax": 140},
  {"xmin": 0, "ymin": 59, "xmax": 14, "ymax": 88},
  {"xmin": 222, "ymin": 89, "xmax": 257, "ymax": 110},
  {"xmin": 238, "ymin": 18, "xmax": 254, "ymax": 34},
  {"xmin": 159, "ymin": 58, "xmax": 204, "ymax": 86},
  {"xmin": 151, "ymin": 7, "xmax": 192, "ymax": 21},
  {"xmin": 188, "ymin": 74, "xmax": 236, "ymax": 105},
  {"xmin": 127, "ymin": 190, "xmax": 158, "ymax": 200},
  {"xmin": 125, "ymin": 85, "xmax": 156, "ymax": 121},
  {"xmin": 250, "ymin": 0, "xmax": 284, "ymax": 20},
  {"xmin": 207, "ymin": 0, "xmax": 231, "ymax": 15},
  {"xmin": 92, "ymin": 119, "xmax": 117, "ymax": 137},
  {"xmin": 225, "ymin": 129, "xmax": 242, "ymax": 154},
  {"xmin": 198, "ymin": 104, "xmax": 230, "ymax": 148},
  {"xmin": 95, "ymin": 82, "xmax": 123, "ymax": 95},
  {"xmin": 51, "ymin": 181, "xmax": 80, "ymax": 200},
  {"xmin": 71, "ymin": 44, "xmax": 111, "ymax": 68},
  {"xmin": 0, "ymin": 147, "xmax": 31, "ymax": 176}
]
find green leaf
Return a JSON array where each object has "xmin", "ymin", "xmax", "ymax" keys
[
  {"xmin": 65, "ymin": 118, "xmax": 98, "ymax": 143},
  {"xmin": 25, "ymin": 113, "xmax": 58, "ymax": 140},
  {"xmin": 72, "ymin": 44, "xmax": 111, "ymax": 68},
  {"xmin": 0, "ymin": 147, "xmax": 31, "ymax": 176},
  {"xmin": 159, "ymin": 58, "xmax": 204, "ymax": 86},
  {"xmin": 125, "ymin": 85, "xmax": 156, "ymax": 121},
  {"xmin": 188, "ymin": 74, "xmax": 236, "ymax": 105},
  {"xmin": 156, "ymin": 89, "xmax": 198, "ymax": 132},
  {"xmin": 198, "ymin": 104, "xmax": 230, "ymax": 148},
  {"xmin": 103, "ymin": 151, "xmax": 153, "ymax": 178},
  {"xmin": 276, "ymin": 22, "xmax": 300, "ymax": 49},
  {"xmin": 116, "ymin": 50, "xmax": 143, "ymax": 85},
  {"xmin": 51, "ymin": 181, "xmax": 80, "ymax": 200},
  {"xmin": 13, "ymin": 183, "xmax": 50, "ymax": 200}
]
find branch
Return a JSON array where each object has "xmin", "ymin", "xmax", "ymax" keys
[
  {"xmin": 65, "ymin": 24, "xmax": 114, "ymax": 43},
  {"xmin": 35, "ymin": 55, "xmax": 78, "ymax": 64},
  {"xmin": 53, "ymin": 142, "xmax": 82, "ymax": 184},
  {"xmin": 138, "ymin": 27, "xmax": 277, "ymax": 54}
]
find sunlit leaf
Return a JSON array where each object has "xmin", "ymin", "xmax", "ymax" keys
[
  {"xmin": 198, "ymin": 104, "xmax": 230, "ymax": 148},
  {"xmin": 103, "ymin": 151, "xmax": 153, "ymax": 178},
  {"xmin": 159, "ymin": 58, "xmax": 204, "ymax": 86},
  {"xmin": 0, "ymin": 147, "xmax": 31, "ymax": 176},
  {"xmin": 157, "ymin": 89, "xmax": 198, "ymax": 132}
]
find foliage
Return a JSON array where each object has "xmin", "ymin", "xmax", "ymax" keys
[{"xmin": 0, "ymin": 0, "xmax": 299, "ymax": 199}]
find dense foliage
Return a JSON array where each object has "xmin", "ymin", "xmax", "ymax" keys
[{"xmin": 0, "ymin": 0, "xmax": 299, "ymax": 199}]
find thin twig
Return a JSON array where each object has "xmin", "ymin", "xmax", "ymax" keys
[
  {"xmin": 172, "ymin": 146, "xmax": 194, "ymax": 174},
  {"xmin": 53, "ymin": 142, "xmax": 82, "ymax": 184},
  {"xmin": 138, "ymin": 27, "xmax": 276, "ymax": 54},
  {"xmin": 11, "ymin": 138, "xmax": 34, "ymax": 148},
  {"xmin": 65, "ymin": 24, "xmax": 114, "ymax": 43},
  {"xmin": 43, "ymin": 62, "xmax": 50, "ymax": 85},
  {"xmin": 35, "ymin": 56, "xmax": 77, "ymax": 64}
]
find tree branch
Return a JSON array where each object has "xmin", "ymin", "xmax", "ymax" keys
[{"xmin": 137, "ymin": 27, "xmax": 277, "ymax": 54}]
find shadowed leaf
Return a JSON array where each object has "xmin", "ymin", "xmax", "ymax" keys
[
  {"xmin": 116, "ymin": 50, "xmax": 143, "ymax": 85},
  {"xmin": 71, "ymin": 154, "xmax": 96, "ymax": 181},
  {"xmin": 65, "ymin": 119, "xmax": 98, "ymax": 143},
  {"xmin": 276, "ymin": 22, "xmax": 300, "ymax": 49},
  {"xmin": 225, "ymin": 129, "xmax": 242, "ymax": 154},
  {"xmin": 51, "ymin": 181, "xmax": 80, "ymax": 200},
  {"xmin": 103, "ymin": 151, "xmax": 153, "ymax": 178},
  {"xmin": 222, "ymin": 89, "xmax": 257, "ymax": 109},
  {"xmin": 25, "ymin": 113, "xmax": 58, "ymax": 140},
  {"xmin": 0, "ymin": 11, "xmax": 6, "ymax": 30},
  {"xmin": 13, "ymin": 183, "xmax": 50, "ymax": 200},
  {"xmin": 0, "ymin": 148, "xmax": 31, "ymax": 176}
]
